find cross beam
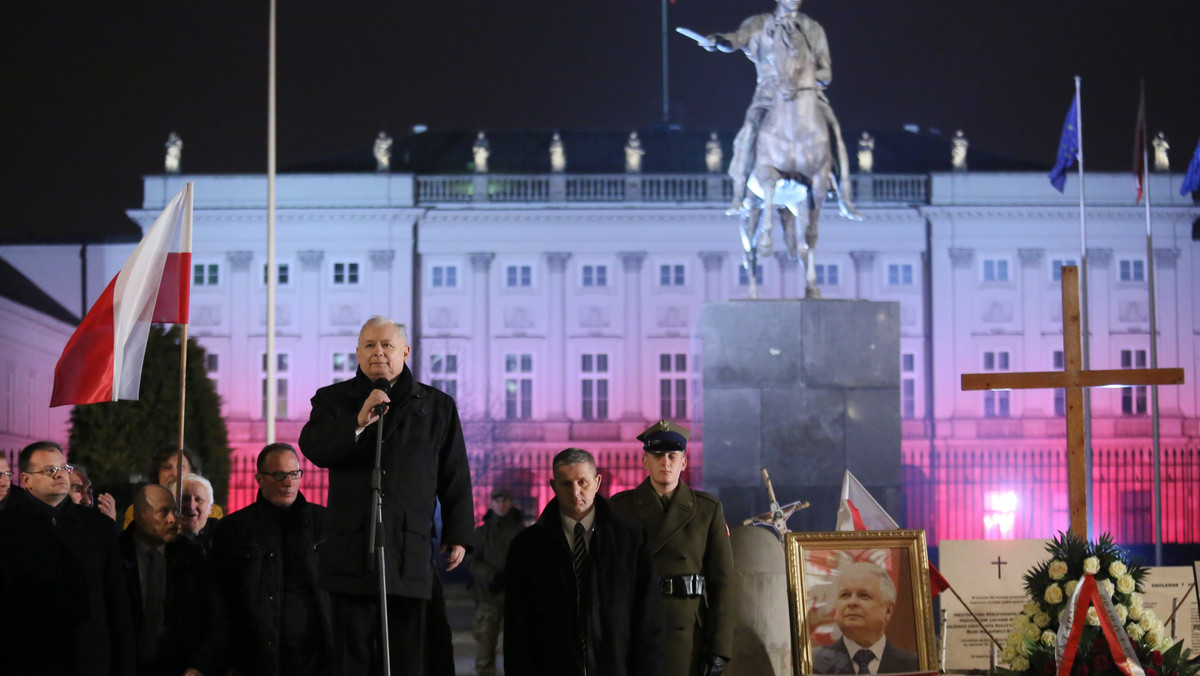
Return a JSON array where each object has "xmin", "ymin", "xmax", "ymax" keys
[{"xmin": 961, "ymin": 266, "xmax": 1184, "ymax": 539}]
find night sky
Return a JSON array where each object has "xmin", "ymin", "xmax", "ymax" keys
[{"xmin": 4, "ymin": 1, "xmax": 1198, "ymax": 242}]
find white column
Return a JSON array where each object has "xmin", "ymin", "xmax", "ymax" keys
[
  {"xmin": 368, "ymin": 250, "xmax": 395, "ymax": 318},
  {"xmin": 1018, "ymin": 248, "xmax": 1045, "ymax": 415},
  {"xmin": 619, "ymin": 251, "xmax": 647, "ymax": 420},
  {"xmin": 948, "ymin": 248, "xmax": 975, "ymax": 417},
  {"xmin": 227, "ymin": 251, "xmax": 254, "ymax": 419},
  {"xmin": 698, "ymin": 252, "xmax": 726, "ymax": 302},
  {"xmin": 545, "ymin": 251, "xmax": 571, "ymax": 421},
  {"xmin": 1086, "ymin": 248, "xmax": 1114, "ymax": 414},
  {"xmin": 850, "ymin": 251, "xmax": 877, "ymax": 300},
  {"xmin": 1152, "ymin": 248, "xmax": 1182, "ymax": 415},
  {"xmin": 297, "ymin": 250, "xmax": 324, "ymax": 404},
  {"xmin": 469, "ymin": 252, "xmax": 495, "ymax": 421},
  {"xmin": 774, "ymin": 252, "xmax": 798, "ymax": 298}
]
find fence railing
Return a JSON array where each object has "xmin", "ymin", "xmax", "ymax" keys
[{"xmin": 416, "ymin": 173, "xmax": 927, "ymax": 206}]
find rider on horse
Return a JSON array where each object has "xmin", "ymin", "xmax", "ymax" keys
[{"xmin": 706, "ymin": 0, "xmax": 857, "ymax": 217}]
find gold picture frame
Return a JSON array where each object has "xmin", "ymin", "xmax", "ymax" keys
[{"xmin": 784, "ymin": 530, "xmax": 937, "ymax": 676}]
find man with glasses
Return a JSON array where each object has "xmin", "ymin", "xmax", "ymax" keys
[
  {"xmin": 0, "ymin": 440, "xmax": 136, "ymax": 674},
  {"xmin": 211, "ymin": 442, "xmax": 333, "ymax": 676},
  {"xmin": 0, "ymin": 454, "xmax": 12, "ymax": 508}
]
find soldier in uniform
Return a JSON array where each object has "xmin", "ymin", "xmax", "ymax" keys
[{"xmin": 611, "ymin": 421, "xmax": 736, "ymax": 676}]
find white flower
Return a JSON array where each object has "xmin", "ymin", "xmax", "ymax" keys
[
  {"xmin": 1109, "ymin": 560, "xmax": 1128, "ymax": 578},
  {"xmin": 1146, "ymin": 628, "xmax": 1163, "ymax": 647},
  {"xmin": 1007, "ymin": 631, "xmax": 1024, "ymax": 649},
  {"xmin": 1024, "ymin": 601, "xmax": 1042, "ymax": 617},
  {"xmin": 1064, "ymin": 580, "xmax": 1079, "ymax": 596},
  {"xmin": 1116, "ymin": 604, "xmax": 1128, "ymax": 623},
  {"xmin": 1100, "ymin": 579, "xmax": 1116, "ymax": 598},
  {"xmin": 1158, "ymin": 635, "xmax": 1175, "ymax": 651},
  {"xmin": 1130, "ymin": 593, "xmax": 1144, "ymax": 609},
  {"xmin": 1045, "ymin": 584, "xmax": 1064, "ymax": 604},
  {"xmin": 1011, "ymin": 656, "xmax": 1030, "ymax": 672},
  {"xmin": 1126, "ymin": 623, "xmax": 1145, "ymax": 641},
  {"xmin": 1129, "ymin": 605, "xmax": 1144, "ymax": 621},
  {"xmin": 1023, "ymin": 623, "xmax": 1041, "ymax": 641},
  {"xmin": 1086, "ymin": 607, "xmax": 1101, "ymax": 626},
  {"xmin": 1083, "ymin": 557, "xmax": 1101, "ymax": 575},
  {"xmin": 1117, "ymin": 575, "xmax": 1136, "ymax": 595},
  {"xmin": 1034, "ymin": 611, "xmax": 1051, "ymax": 628},
  {"xmin": 1001, "ymin": 647, "xmax": 1017, "ymax": 664},
  {"xmin": 1015, "ymin": 638, "xmax": 1031, "ymax": 656},
  {"xmin": 1041, "ymin": 630, "xmax": 1056, "ymax": 646},
  {"xmin": 1139, "ymin": 609, "xmax": 1158, "ymax": 629},
  {"xmin": 1049, "ymin": 560, "xmax": 1069, "ymax": 580},
  {"xmin": 1013, "ymin": 614, "xmax": 1031, "ymax": 631}
]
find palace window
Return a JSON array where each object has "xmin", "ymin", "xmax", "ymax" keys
[
  {"xmin": 815, "ymin": 263, "xmax": 839, "ymax": 286},
  {"xmin": 887, "ymin": 263, "xmax": 914, "ymax": 287},
  {"xmin": 582, "ymin": 265, "xmax": 608, "ymax": 288},
  {"xmin": 1120, "ymin": 349, "xmax": 1147, "ymax": 415},
  {"xmin": 331, "ymin": 351, "xmax": 357, "ymax": 384},
  {"xmin": 430, "ymin": 354, "xmax": 458, "ymax": 400},
  {"xmin": 982, "ymin": 258, "xmax": 1009, "ymax": 283},
  {"xmin": 193, "ymin": 263, "xmax": 219, "ymax": 287},
  {"xmin": 983, "ymin": 350, "xmax": 1011, "ymax": 417},
  {"xmin": 737, "ymin": 264, "xmax": 764, "ymax": 286},
  {"xmin": 580, "ymin": 353, "xmax": 609, "ymax": 421},
  {"xmin": 261, "ymin": 352, "xmax": 289, "ymax": 419},
  {"xmin": 1050, "ymin": 258, "xmax": 1077, "ymax": 282},
  {"xmin": 659, "ymin": 353, "xmax": 688, "ymax": 419},
  {"xmin": 332, "ymin": 261, "xmax": 360, "ymax": 285},
  {"xmin": 901, "ymin": 353, "xmax": 916, "ymax": 419},
  {"xmin": 1119, "ymin": 259, "xmax": 1146, "ymax": 283},
  {"xmin": 262, "ymin": 262, "xmax": 290, "ymax": 286},
  {"xmin": 659, "ymin": 264, "xmax": 685, "ymax": 287},
  {"xmin": 505, "ymin": 353, "xmax": 533, "ymax": 420},
  {"xmin": 432, "ymin": 265, "xmax": 458, "ymax": 288}
]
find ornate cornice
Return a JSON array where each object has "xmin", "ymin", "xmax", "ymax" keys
[
  {"xmin": 1153, "ymin": 248, "xmax": 1180, "ymax": 269},
  {"xmin": 698, "ymin": 252, "xmax": 726, "ymax": 271},
  {"xmin": 618, "ymin": 251, "xmax": 647, "ymax": 271},
  {"xmin": 1086, "ymin": 248, "xmax": 1113, "ymax": 268},
  {"xmin": 226, "ymin": 251, "xmax": 253, "ymax": 271},
  {"xmin": 1018, "ymin": 248, "xmax": 1044, "ymax": 267},
  {"xmin": 544, "ymin": 251, "xmax": 572, "ymax": 272},
  {"xmin": 850, "ymin": 251, "xmax": 877, "ymax": 271},
  {"xmin": 469, "ymin": 252, "xmax": 495, "ymax": 272},
  {"xmin": 369, "ymin": 250, "xmax": 395, "ymax": 270},
  {"xmin": 949, "ymin": 248, "xmax": 974, "ymax": 269},
  {"xmin": 298, "ymin": 250, "xmax": 324, "ymax": 271}
]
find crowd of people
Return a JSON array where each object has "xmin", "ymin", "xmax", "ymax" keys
[{"xmin": 0, "ymin": 316, "xmax": 743, "ymax": 676}]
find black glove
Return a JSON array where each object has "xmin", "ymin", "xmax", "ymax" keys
[{"xmin": 703, "ymin": 655, "xmax": 729, "ymax": 676}]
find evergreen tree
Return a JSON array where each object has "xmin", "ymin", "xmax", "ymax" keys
[{"xmin": 68, "ymin": 324, "xmax": 231, "ymax": 504}]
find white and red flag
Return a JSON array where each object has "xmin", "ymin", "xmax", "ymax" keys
[
  {"xmin": 51, "ymin": 183, "xmax": 194, "ymax": 406},
  {"xmin": 1133, "ymin": 83, "xmax": 1148, "ymax": 202},
  {"xmin": 836, "ymin": 470, "xmax": 951, "ymax": 597}
]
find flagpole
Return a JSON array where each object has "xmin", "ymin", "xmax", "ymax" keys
[
  {"xmin": 1140, "ymin": 83, "xmax": 1163, "ymax": 565},
  {"xmin": 1073, "ymin": 76, "xmax": 1094, "ymax": 537},
  {"xmin": 661, "ymin": 0, "xmax": 669, "ymax": 123},
  {"xmin": 266, "ymin": 0, "xmax": 278, "ymax": 444},
  {"xmin": 176, "ymin": 182, "xmax": 194, "ymax": 513}
]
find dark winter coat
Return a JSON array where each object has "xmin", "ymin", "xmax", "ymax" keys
[
  {"xmin": 0, "ymin": 486, "xmax": 136, "ymax": 676},
  {"xmin": 611, "ymin": 479, "xmax": 737, "ymax": 676},
  {"xmin": 504, "ymin": 495, "xmax": 665, "ymax": 676},
  {"xmin": 298, "ymin": 364, "xmax": 475, "ymax": 598},
  {"xmin": 118, "ymin": 527, "xmax": 226, "ymax": 675},
  {"xmin": 467, "ymin": 506, "xmax": 525, "ymax": 606},
  {"xmin": 210, "ymin": 490, "xmax": 333, "ymax": 675}
]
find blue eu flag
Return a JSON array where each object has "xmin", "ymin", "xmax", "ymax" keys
[
  {"xmin": 1181, "ymin": 137, "xmax": 1200, "ymax": 196},
  {"xmin": 1048, "ymin": 97, "xmax": 1079, "ymax": 193}
]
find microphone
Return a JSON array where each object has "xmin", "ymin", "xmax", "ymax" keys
[{"xmin": 372, "ymin": 378, "xmax": 390, "ymax": 416}]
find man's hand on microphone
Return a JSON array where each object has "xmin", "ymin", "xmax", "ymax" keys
[
  {"xmin": 442, "ymin": 544, "xmax": 466, "ymax": 571},
  {"xmin": 357, "ymin": 389, "xmax": 390, "ymax": 428}
]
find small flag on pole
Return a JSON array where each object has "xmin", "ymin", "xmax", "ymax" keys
[
  {"xmin": 1049, "ymin": 95, "xmax": 1080, "ymax": 193},
  {"xmin": 1181, "ymin": 137, "xmax": 1200, "ymax": 196},
  {"xmin": 836, "ymin": 471, "xmax": 951, "ymax": 597},
  {"xmin": 1133, "ymin": 84, "xmax": 1147, "ymax": 202},
  {"xmin": 51, "ymin": 184, "xmax": 194, "ymax": 407}
]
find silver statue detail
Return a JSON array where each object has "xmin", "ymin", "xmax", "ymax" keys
[
  {"xmin": 683, "ymin": 0, "xmax": 860, "ymax": 299},
  {"xmin": 705, "ymin": 132, "xmax": 724, "ymax": 173},
  {"xmin": 164, "ymin": 132, "xmax": 183, "ymax": 174},
  {"xmin": 549, "ymin": 132, "xmax": 566, "ymax": 173},
  {"xmin": 952, "ymin": 130, "xmax": 968, "ymax": 172},
  {"xmin": 857, "ymin": 131, "xmax": 875, "ymax": 174},
  {"xmin": 373, "ymin": 131, "xmax": 393, "ymax": 172},
  {"xmin": 624, "ymin": 131, "xmax": 645, "ymax": 173}
]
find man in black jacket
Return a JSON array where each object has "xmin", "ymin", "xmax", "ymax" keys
[
  {"xmin": 299, "ymin": 315, "xmax": 474, "ymax": 675},
  {"xmin": 212, "ymin": 442, "xmax": 333, "ymax": 675},
  {"xmin": 120, "ymin": 484, "xmax": 226, "ymax": 675},
  {"xmin": 505, "ymin": 447, "xmax": 665, "ymax": 676},
  {"xmin": 0, "ymin": 441, "xmax": 136, "ymax": 676}
]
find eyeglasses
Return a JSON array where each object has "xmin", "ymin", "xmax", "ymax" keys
[
  {"xmin": 258, "ymin": 469, "xmax": 303, "ymax": 481},
  {"xmin": 0, "ymin": 471, "xmax": 12, "ymax": 479},
  {"xmin": 26, "ymin": 465, "xmax": 73, "ymax": 477}
]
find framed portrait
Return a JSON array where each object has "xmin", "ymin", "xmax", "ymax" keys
[{"xmin": 785, "ymin": 530, "xmax": 937, "ymax": 676}]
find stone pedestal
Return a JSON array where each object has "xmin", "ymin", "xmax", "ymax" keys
[{"xmin": 696, "ymin": 299, "xmax": 902, "ymax": 530}]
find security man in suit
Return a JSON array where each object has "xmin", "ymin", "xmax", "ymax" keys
[{"xmin": 611, "ymin": 420, "xmax": 736, "ymax": 676}]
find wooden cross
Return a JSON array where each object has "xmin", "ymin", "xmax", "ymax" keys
[{"xmin": 961, "ymin": 266, "xmax": 1184, "ymax": 539}]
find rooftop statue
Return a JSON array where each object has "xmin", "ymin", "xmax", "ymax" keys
[
  {"xmin": 1152, "ymin": 131, "xmax": 1169, "ymax": 172},
  {"xmin": 625, "ymin": 131, "xmax": 644, "ymax": 173},
  {"xmin": 373, "ymin": 131, "xmax": 393, "ymax": 172},
  {"xmin": 549, "ymin": 132, "xmax": 566, "ymax": 173},
  {"xmin": 706, "ymin": 132, "xmax": 724, "ymax": 173},
  {"xmin": 857, "ymin": 131, "xmax": 875, "ymax": 174},
  {"xmin": 682, "ymin": 0, "xmax": 860, "ymax": 298},
  {"xmin": 164, "ymin": 132, "xmax": 182, "ymax": 174},
  {"xmin": 473, "ymin": 132, "xmax": 490, "ymax": 173},
  {"xmin": 952, "ymin": 130, "xmax": 969, "ymax": 171}
]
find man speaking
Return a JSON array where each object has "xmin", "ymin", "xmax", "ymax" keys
[{"xmin": 300, "ymin": 315, "xmax": 474, "ymax": 675}]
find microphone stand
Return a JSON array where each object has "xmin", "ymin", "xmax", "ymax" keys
[{"xmin": 367, "ymin": 405, "xmax": 391, "ymax": 675}]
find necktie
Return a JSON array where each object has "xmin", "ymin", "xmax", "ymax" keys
[
  {"xmin": 659, "ymin": 494, "xmax": 671, "ymax": 512},
  {"xmin": 853, "ymin": 649, "xmax": 874, "ymax": 675},
  {"xmin": 141, "ymin": 548, "xmax": 165, "ymax": 662},
  {"xmin": 573, "ymin": 522, "xmax": 590, "ymax": 663}
]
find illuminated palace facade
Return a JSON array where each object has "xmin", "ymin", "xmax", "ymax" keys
[{"xmin": 3, "ymin": 139, "xmax": 1198, "ymax": 545}]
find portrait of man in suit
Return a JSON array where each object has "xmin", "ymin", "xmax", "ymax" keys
[{"xmin": 811, "ymin": 561, "xmax": 920, "ymax": 674}]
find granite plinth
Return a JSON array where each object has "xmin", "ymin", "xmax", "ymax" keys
[{"xmin": 697, "ymin": 299, "xmax": 903, "ymax": 528}]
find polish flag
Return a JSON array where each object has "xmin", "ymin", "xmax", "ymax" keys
[
  {"xmin": 836, "ymin": 470, "xmax": 951, "ymax": 597},
  {"xmin": 51, "ymin": 183, "xmax": 194, "ymax": 406}
]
